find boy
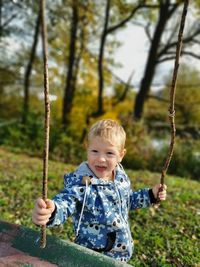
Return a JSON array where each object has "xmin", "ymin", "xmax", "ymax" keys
[{"xmin": 32, "ymin": 119, "xmax": 167, "ymax": 262}]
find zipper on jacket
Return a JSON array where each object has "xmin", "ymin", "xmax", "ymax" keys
[{"xmin": 114, "ymin": 182, "xmax": 132, "ymax": 248}]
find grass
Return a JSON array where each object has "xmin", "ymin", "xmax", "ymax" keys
[{"xmin": 0, "ymin": 147, "xmax": 199, "ymax": 267}]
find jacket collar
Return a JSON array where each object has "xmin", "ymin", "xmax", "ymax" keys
[{"xmin": 75, "ymin": 161, "xmax": 125, "ymax": 185}]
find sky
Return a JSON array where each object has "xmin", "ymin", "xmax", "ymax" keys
[
  {"xmin": 113, "ymin": 15, "xmax": 200, "ymax": 92},
  {"xmin": 113, "ymin": 26, "xmax": 148, "ymax": 85},
  {"xmin": 112, "ymin": 24, "xmax": 174, "ymax": 92}
]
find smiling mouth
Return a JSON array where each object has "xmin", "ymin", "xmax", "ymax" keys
[{"xmin": 95, "ymin": 166, "xmax": 107, "ymax": 172}]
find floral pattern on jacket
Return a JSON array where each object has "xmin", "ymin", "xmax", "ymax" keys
[{"xmin": 48, "ymin": 162, "xmax": 153, "ymax": 262}]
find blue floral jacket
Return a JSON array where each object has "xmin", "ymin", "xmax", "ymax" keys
[{"xmin": 48, "ymin": 162, "xmax": 156, "ymax": 262}]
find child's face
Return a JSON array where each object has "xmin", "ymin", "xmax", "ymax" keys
[{"xmin": 87, "ymin": 136, "xmax": 125, "ymax": 180}]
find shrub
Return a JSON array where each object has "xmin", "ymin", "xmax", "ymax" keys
[
  {"xmin": 145, "ymin": 137, "xmax": 200, "ymax": 181},
  {"xmin": 51, "ymin": 131, "xmax": 86, "ymax": 164},
  {"xmin": 122, "ymin": 118, "xmax": 200, "ymax": 181},
  {"xmin": 0, "ymin": 112, "xmax": 44, "ymax": 154},
  {"xmin": 167, "ymin": 138, "xmax": 200, "ymax": 180},
  {"xmin": 0, "ymin": 113, "xmax": 199, "ymax": 180}
]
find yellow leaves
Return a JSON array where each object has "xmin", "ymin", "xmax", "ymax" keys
[
  {"xmin": 192, "ymin": 234, "xmax": 197, "ymax": 240},
  {"xmin": 179, "ymin": 226, "xmax": 185, "ymax": 234}
]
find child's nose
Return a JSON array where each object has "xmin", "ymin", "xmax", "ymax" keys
[{"xmin": 98, "ymin": 154, "xmax": 106, "ymax": 161}]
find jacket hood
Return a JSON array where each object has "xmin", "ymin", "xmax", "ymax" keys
[{"xmin": 64, "ymin": 162, "xmax": 127, "ymax": 187}]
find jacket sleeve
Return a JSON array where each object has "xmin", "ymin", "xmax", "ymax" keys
[
  {"xmin": 129, "ymin": 188, "xmax": 152, "ymax": 210},
  {"xmin": 47, "ymin": 173, "xmax": 85, "ymax": 227}
]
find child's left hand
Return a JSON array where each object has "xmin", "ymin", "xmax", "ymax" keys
[{"xmin": 152, "ymin": 184, "xmax": 167, "ymax": 201}]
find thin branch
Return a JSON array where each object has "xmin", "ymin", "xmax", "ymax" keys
[
  {"xmin": 158, "ymin": 21, "xmax": 180, "ymax": 58},
  {"xmin": 157, "ymin": 49, "xmax": 200, "ymax": 63},
  {"xmin": 106, "ymin": 5, "xmax": 141, "ymax": 34},
  {"xmin": 144, "ymin": 22, "xmax": 152, "ymax": 42},
  {"xmin": 157, "ymin": 56, "xmax": 175, "ymax": 63},
  {"xmin": 147, "ymin": 94, "xmax": 182, "ymax": 108},
  {"xmin": 192, "ymin": 39, "xmax": 200, "ymax": 45},
  {"xmin": 106, "ymin": 3, "xmax": 160, "ymax": 34},
  {"xmin": 40, "ymin": 0, "xmax": 50, "ymax": 249},
  {"xmin": 2, "ymin": 13, "xmax": 18, "ymax": 28},
  {"xmin": 113, "ymin": 69, "xmax": 135, "ymax": 105},
  {"xmin": 181, "ymin": 50, "xmax": 200, "ymax": 59},
  {"xmin": 159, "ymin": 29, "xmax": 200, "ymax": 58},
  {"xmin": 159, "ymin": 0, "xmax": 190, "ymax": 188}
]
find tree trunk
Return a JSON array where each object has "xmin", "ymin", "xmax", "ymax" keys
[
  {"xmin": 96, "ymin": 0, "xmax": 110, "ymax": 116},
  {"xmin": 134, "ymin": 0, "xmax": 178, "ymax": 120},
  {"xmin": 22, "ymin": 10, "xmax": 41, "ymax": 123},
  {"xmin": 62, "ymin": 1, "xmax": 79, "ymax": 126},
  {"xmin": 96, "ymin": 1, "xmax": 145, "ymax": 116},
  {"xmin": 0, "ymin": 0, "xmax": 2, "ymax": 38}
]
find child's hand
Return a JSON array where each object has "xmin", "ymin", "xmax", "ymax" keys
[
  {"xmin": 32, "ymin": 198, "xmax": 55, "ymax": 226},
  {"xmin": 152, "ymin": 184, "xmax": 167, "ymax": 201}
]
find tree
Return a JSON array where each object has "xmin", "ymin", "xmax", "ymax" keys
[
  {"xmin": 96, "ymin": 0, "xmax": 150, "ymax": 116},
  {"xmin": 61, "ymin": 0, "xmax": 93, "ymax": 126},
  {"xmin": 0, "ymin": 0, "xmax": 23, "ymax": 38},
  {"xmin": 0, "ymin": 1, "xmax": 44, "ymax": 122},
  {"xmin": 134, "ymin": 0, "xmax": 179, "ymax": 120},
  {"xmin": 62, "ymin": 0, "xmax": 79, "ymax": 126},
  {"xmin": 22, "ymin": 7, "xmax": 41, "ymax": 123},
  {"xmin": 134, "ymin": 0, "xmax": 200, "ymax": 120}
]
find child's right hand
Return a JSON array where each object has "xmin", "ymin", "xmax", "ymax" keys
[{"xmin": 32, "ymin": 198, "xmax": 55, "ymax": 226}]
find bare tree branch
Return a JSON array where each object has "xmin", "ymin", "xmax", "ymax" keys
[
  {"xmin": 106, "ymin": 3, "xmax": 160, "ymax": 34},
  {"xmin": 157, "ymin": 21, "xmax": 179, "ymax": 58},
  {"xmin": 157, "ymin": 29, "xmax": 200, "ymax": 62},
  {"xmin": 2, "ymin": 13, "xmax": 18, "ymax": 28},
  {"xmin": 149, "ymin": 94, "xmax": 200, "ymax": 107},
  {"xmin": 192, "ymin": 38, "xmax": 200, "ymax": 45},
  {"xmin": 157, "ymin": 55, "xmax": 175, "ymax": 63},
  {"xmin": 181, "ymin": 50, "xmax": 200, "ymax": 59},
  {"xmin": 157, "ymin": 48, "xmax": 200, "ymax": 63},
  {"xmin": 113, "ymin": 69, "xmax": 135, "ymax": 105},
  {"xmin": 145, "ymin": 22, "xmax": 152, "ymax": 42},
  {"xmin": 157, "ymin": 9, "xmax": 200, "ymax": 61}
]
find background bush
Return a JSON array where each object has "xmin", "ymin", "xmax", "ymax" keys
[{"xmin": 0, "ymin": 113, "xmax": 199, "ymax": 181}]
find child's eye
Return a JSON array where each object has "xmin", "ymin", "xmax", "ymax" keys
[
  {"xmin": 91, "ymin": 150, "xmax": 98, "ymax": 153},
  {"xmin": 107, "ymin": 151, "xmax": 114, "ymax": 155}
]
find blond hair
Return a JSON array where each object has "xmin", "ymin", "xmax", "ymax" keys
[{"xmin": 88, "ymin": 119, "xmax": 126, "ymax": 151}]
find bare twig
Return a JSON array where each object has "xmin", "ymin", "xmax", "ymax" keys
[
  {"xmin": 113, "ymin": 69, "xmax": 135, "ymax": 105},
  {"xmin": 159, "ymin": 0, "xmax": 190, "ymax": 191},
  {"xmin": 40, "ymin": 0, "xmax": 50, "ymax": 248}
]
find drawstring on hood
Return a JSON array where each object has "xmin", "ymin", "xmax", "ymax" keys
[{"xmin": 76, "ymin": 178, "xmax": 89, "ymax": 237}]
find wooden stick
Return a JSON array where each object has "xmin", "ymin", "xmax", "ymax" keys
[
  {"xmin": 40, "ymin": 0, "xmax": 50, "ymax": 248},
  {"xmin": 159, "ymin": 0, "xmax": 190, "ymax": 191}
]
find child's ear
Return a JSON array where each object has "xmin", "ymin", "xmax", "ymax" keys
[{"xmin": 119, "ymin": 149, "xmax": 126, "ymax": 162}]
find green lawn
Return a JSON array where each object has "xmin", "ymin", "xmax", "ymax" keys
[{"xmin": 0, "ymin": 147, "xmax": 199, "ymax": 267}]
